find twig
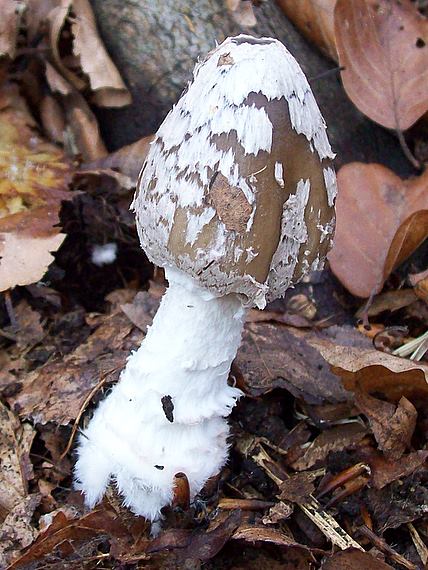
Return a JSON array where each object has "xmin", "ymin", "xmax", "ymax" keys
[
  {"xmin": 358, "ymin": 525, "xmax": 417, "ymax": 569},
  {"xmin": 4, "ymin": 291, "xmax": 18, "ymax": 331},
  {"xmin": 407, "ymin": 523, "xmax": 428, "ymax": 566},
  {"xmin": 252, "ymin": 446, "xmax": 363, "ymax": 551},
  {"xmin": 60, "ymin": 366, "xmax": 120, "ymax": 459},
  {"xmin": 309, "ymin": 66, "xmax": 345, "ymax": 83},
  {"xmin": 396, "ymin": 129, "xmax": 422, "ymax": 170}
]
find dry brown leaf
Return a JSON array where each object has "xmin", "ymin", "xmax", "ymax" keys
[
  {"xmin": 236, "ymin": 322, "xmax": 348, "ymax": 403},
  {"xmin": 354, "ymin": 390, "xmax": 417, "ymax": 460},
  {"xmin": 290, "ymin": 423, "xmax": 367, "ymax": 471},
  {"xmin": 359, "ymin": 448, "xmax": 428, "ymax": 489},
  {"xmin": 12, "ymin": 300, "xmax": 45, "ymax": 349},
  {"xmin": 0, "ymin": 401, "xmax": 35, "ymax": 515},
  {"xmin": 328, "ymin": 163, "xmax": 428, "ymax": 298},
  {"xmin": 227, "ymin": 0, "xmax": 257, "ymax": 27},
  {"xmin": 0, "ymin": 0, "xmax": 20, "ymax": 59},
  {"xmin": 232, "ymin": 524, "xmax": 315, "ymax": 555},
  {"xmin": 334, "ymin": 0, "xmax": 428, "ymax": 130},
  {"xmin": 63, "ymin": 91, "xmax": 108, "ymax": 160},
  {"xmin": 410, "ymin": 268, "xmax": 428, "ymax": 303},
  {"xmin": 321, "ymin": 548, "xmax": 393, "ymax": 569},
  {"xmin": 355, "ymin": 289, "xmax": 418, "ymax": 319},
  {"xmin": 8, "ymin": 310, "xmax": 137, "ymax": 424},
  {"xmin": 279, "ymin": 472, "xmax": 316, "ymax": 504},
  {"xmin": 0, "ymin": 83, "xmax": 72, "ymax": 291},
  {"xmin": 0, "ymin": 494, "xmax": 41, "ymax": 568},
  {"xmin": 46, "ymin": 0, "xmax": 130, "ymax": 107},
  {"xmin": 82, "ymin": 135, "xmax": 154, "ymax": 182},
  {"xmin": 277, "ymin": 0, "xmax": 338, "ymax": 60},
  {"xmin": 9, "ymin": 502, "xmax": 132, "ymax": 569},
  {"xmin": 39, "ymin": 95, "xmax": 66, "ymax": 144},
  {"xmin": 313, "ymin": 339, "xmax": 428, "ymax": 402}
]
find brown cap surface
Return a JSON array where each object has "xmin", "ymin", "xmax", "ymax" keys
[{"xmin": 133, "ymin": 35, "xmax": 336, "ymax": 308}]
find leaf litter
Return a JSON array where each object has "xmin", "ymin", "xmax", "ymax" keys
[{"xmin": 0, "ymin": 1, "xmax": 428, "ymax": 569}]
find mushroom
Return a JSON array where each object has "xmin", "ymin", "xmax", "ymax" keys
[{"xmin": 75, "ymin": 34, "xmax": 337, "ymax": 522}]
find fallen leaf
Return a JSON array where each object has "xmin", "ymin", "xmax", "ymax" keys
[
  {"xmin": 279, "ymin": 472, "xmax": 316, "ymax": 503},
  {"xmin": 355, "ymin": 290, "xmax": 418, "ymax": 319},
  {"xmin": 0, "ymin": 401, "xmax": 35, "ymax": 514},
  {"xmin": 9, "ymin": 502, "xmax": 132, "ymax": 569},
  {"xmin": 334, "ymin": 0, "xmax": 428, "ymax": 130},
  {"xmin": 0, "ymin": 0, "xmax": 19, "ymax": 59},
  {"xmin": 314, "ymin": 339, "xmax": 428, "ymax": 402},
  {"xmin": 328, "ymin": 163, "xmax": 428, "ymax": 298},
  {"xmin": 63, "ymin": 91, "xmax": 108, "ymax": 160},
  {"xmin": 39, "ymin": 94, "xmax": 66, "ymax": 144},
  {"xmin": 120, "ymin": 289, "xmax": 162, "ymax": 332},
  {"xmin": 262, "ymin": 501, "xmax": 294, "ymax": 524},
  {"xmin": 359, "ymin": 448, "xmax": 428, "ymax": 489},
  {"xmin": 227, "ymin": 0, "xmax": 257, "ymax": 27},
  {"xmin": 232, "ymin": 524, "xmax": 317, "ymax": 557},
  {"xmin": 46, "ymin": 0, "xmax": 130, "ymax": 106},
  {"xmin": 12, "ymin": 300, "xmax": 45, "ymax": 349},
  {"xmin": 277, "ymin": 0, "xmax": 338, "ymax": 60},
  {"xmin": 410, "ymin": 268, "xmax": 428, "ymax": 303},
  {"xmin": 236, "ymin": 322, "xmax": 348, "ymax": 403},
  {"xmin": 0, "ymin": 83, "xmax": 73, "ymax": 291},
  {"xmin": 0, "ymin": 494, "xmax": 41, "ymax": 568},
  {"xmin": 8, "ymin": 309, "xmax": 137, "ymax": 424},
  {"xmin": 290, "ymin": 423, "xmax": 367, "ymax": 471},
  {"xmin": 44, "ymin": 63, "xmax": 107, "ymax": 160},
  {"xmin": 321, "ymin": 548, "xmax": 393, "ymax": 569},
  {"xmin": 146, "ymin": 510, "xmax": 242, "ymax": 564},
  {"xmin": 367, "ymin": 472, "xmax": 428, "ymax": 532},
  {"xmin": 354, "ymin": 390, "xmax": 417, "ymax": 460},
  {"xmin": 82, "ymin": 135, "xmax": 154, "ymax": 182}
]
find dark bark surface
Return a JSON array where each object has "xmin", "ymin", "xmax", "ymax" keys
[{"xmin": 91, "ymin": 0, "xmax": 411, "ymax": 175}]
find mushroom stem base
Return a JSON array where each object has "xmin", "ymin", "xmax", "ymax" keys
[{"xmin": 75, "ymin": 268, "xmax": 245, "ymax": 521}]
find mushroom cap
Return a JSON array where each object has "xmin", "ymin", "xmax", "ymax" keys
[{"xmin": 133, "ymin": 35, "xmax": 337, "ymax": 308}]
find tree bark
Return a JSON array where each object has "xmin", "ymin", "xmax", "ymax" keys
[{"xmin": 91, "ymin": 0, "xmax": 411, "ymax": 175}]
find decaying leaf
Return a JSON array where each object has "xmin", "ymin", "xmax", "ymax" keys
[
  {"xmin": 290, "ymin": 423, "xmax": 367, "ymax": 471},
  {"xmin": 0, "ymin": 400, "xmax": 35, "ymax": 515},
  {"xmin": 236, "ymin": 322, "xmax": 348, "ymax": 403},
  {"xmin": 328, "ymin": 163, "xmax": 428, "ymax": 298},
  {"xmin": 82, "ymin": 134, "xmax": 154, "ymax": 182},
  {"xmin": 11, "ymin": 300, "xmax": 45, "ymax": 350},
  {"xmin": 359, "ymin": 448, "xmax": 428, "ymax": 489},
  {"xmin": 45, "ymin": 63, "xmax": 107, "ymax": 160},
  {"xmin": 321, "ymin": 548, "xmax": 393, "ymax": 569},
  {"xmin": 226, "ymin": 0, "xmax": 257, "ymax": 27},
  {"xmin": 45, "ymin": 0, "xmax": 131, "ymax": 107},
  {"xmin": 8, "ymin": 309, "xmax": 137, "ymax": 425},
  {"xmin": 313, "ymin": 339, "xmax": 428, "ymax": 402},
  {"xmin": 0, "ymin": 0, "xmax": 20, "ymax": 59},
  {"xmin": 354, "ymin": 390, "xmax": 417, "ymax": 461},
  {"xmin": 279, "ymin": 472, "xmax": 316, "ymax": 503},
  {"xmin": 0, "ymin": 494, "xmax": 41, "ymax": 568},
  {"xmin": 0, "ymin": 83, "xmax": 73, "ymax": 291},
  {"xmin": 334, "ymin": 0, "xmax": 428, "ymax": 130},
  {"xmin": 277, "ymin": 0, "xmax": 337, "ymax": 60},
  {"xmin": 9, "ymin": 502, "xmax": 132, "ymax": 569}
]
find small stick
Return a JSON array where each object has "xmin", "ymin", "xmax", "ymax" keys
[
  {"xmin": 359, "ymin": 525, "xmax": 417, "ymax": 570},
  {"xmin": 4, "ymin": 291, "xmax": 18, "ymax": 331},
  {"xmin": 252, "ymin": 446, "xmax": 363, "ymax": 551},
  {"xmin": 407, "ymin": 523, "xmax": 428, "ymax": 566},
  {"xmin": 396, "ymin": 129, "xmax": 421, "ymax": 171},
  {"xmin": 60, "ymin": 367, "xmax": 120, "ymax": 459}
]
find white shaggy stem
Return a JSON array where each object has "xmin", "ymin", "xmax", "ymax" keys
[{"xmin": 75, "ymin": 267, "xmax": 246, "ymax": 521}]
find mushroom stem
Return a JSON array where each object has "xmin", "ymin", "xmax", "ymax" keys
[{"xmin": 75, "ymin": 267, "xmax": 245, "ymax": 521}]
